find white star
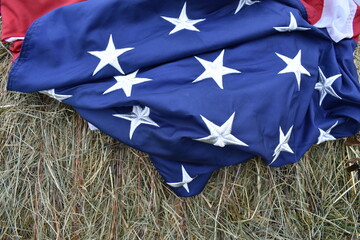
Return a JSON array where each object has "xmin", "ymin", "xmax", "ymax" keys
[
  {"xmin": 88, "ymin": 122, "xmax": 99, "ymax": 131},
  {"xmin": 235, "ymin": 0, "xmax": 260, "ymax": 14},
  {"xmin": 270, "ymin": 126, "xmax": 294, "ymax": 165},
  {"xmin": 161, "ymin": 2, "xmax": 205, "ymax": 35},
  {"xmin": 193, "ymin": 50, "xmax": 240, "ymax": 89},
  {"xmin": 274, "ymin": 12, "xmax": 311, "ymax": 32},
  {"xmin": 315, "ymin": 67, "xmax": 342, "ymax": 106},
  {"xmin": 276, "ymin": 50, "xmax": 310, "ymax": 90},
  {"xmin": 103, "ymin": 70, "xmax": 152, "ymax": 97},
  {"xmin": 39, "ymin": 89, "xmax": 72, "ymax": 102},
  {"xmin": 113, "ymin": 106, "xmax": 159, "ymax": 140},
  {"xmin": 167, "ymin": 165, "xmax": 195, "ymax": 193},
  {"xmin": 194, "ymin": 112, "xmax": 248, "ymax": 148},
  {"xmin": 88, "ymin": 34, "xmax": 133, "ymax": 76},
  {"xmin": 317, "ymin": 121, "xmax": 338, "ymax": 144}
]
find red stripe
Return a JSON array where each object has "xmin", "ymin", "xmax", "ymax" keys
[
  {"xmin": 299, "ymin": 0, "xmax": 324, "ymax": 24},
  {"xmin": 353, "ymin": 6, "xmax": 360, "ymax": 42},
  {"xmin": 9, "ymin": 41, "xmax": 22, "ymax": 60},
  {"xmin": 2, "ymin": 0, "xmax": 84, "ymax": 41},
  {"xmin": 1, "ymin": 0, "xmax": 84, "ymax": 60}
]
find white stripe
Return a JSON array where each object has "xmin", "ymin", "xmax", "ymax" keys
[
  {"xmin": 314, "ymin": 0, "xmax": 357, "ymax": 42},
  {"xmin": 5, "ymin": 37, "xmax": 25, "ymax": 42}
]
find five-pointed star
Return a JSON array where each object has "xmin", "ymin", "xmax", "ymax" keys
[
  {"xmin": 270, "ymin": 126, "xmax": 294, "ymax": 165},
  {"xmin": 194, "ymin": 112, "xmax": 248, "ymax": 148},
  {"xmin": 235, "ymin": 0, "xmax": 260, "ymax": 14},
  {"xmin": 88, "ymin": 34, "xmax": 133, "ymax": 76},
  {"xmin": 103, "ymin": 70, "xmax": 152, "ymax": 97},
  {"xmin": 113, "ymin": 106, "xmax": 159, "ymax": 140},
  {"xmin": 39, "ymin": 89, "xmax": 72, "ymax": 102},
  {"xmin": 315, "ymin": 67, "xmax": 342, "ymax": 106},
  {"xmin": 167, "ymin": 165, "xmax": 195, "ymax": 193},
  {"xmin": 274, "ymin": 12, "xmax": 311, "ymax": 32},
  {"xmin": 161, "ymin": 2, "xmax": 205, "ymax": 35},
  {"xmin": 317, "ymin": 121, "xmax": 338, "ymax": 144},
  {"xmin": 193, "ymin": 50, "xmax": 240, "ymax": 89},
  {"xmin": 276, "ymin": 50, "xmax": 310, "ymax": 90}
]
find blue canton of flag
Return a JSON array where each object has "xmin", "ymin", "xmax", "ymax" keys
[{"xmin": 7, "ymin": 0, "xmax": 360, "ymax": 197}]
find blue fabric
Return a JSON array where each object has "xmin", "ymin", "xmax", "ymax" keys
[{"xmin": 8, "ymin": 0, "xmax": 360, "ymax": 197}]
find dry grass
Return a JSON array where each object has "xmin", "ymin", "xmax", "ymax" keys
[{"xmin": 0, "ymin": 23, "xmax": 359, "ymax": 239}]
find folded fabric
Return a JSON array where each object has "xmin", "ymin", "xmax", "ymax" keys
[{"xmin": 7, "ymin": 0, "xmax": 360, "ymax": 197}]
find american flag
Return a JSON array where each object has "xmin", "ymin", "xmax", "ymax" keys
[{"xmin": 3, "ymin": 0, "xmax": 360, "ymax": 196}]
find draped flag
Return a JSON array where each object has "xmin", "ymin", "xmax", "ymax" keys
[{"xmin": 4, "ymin": 0, "xmax": 360, "ymax": 197}]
